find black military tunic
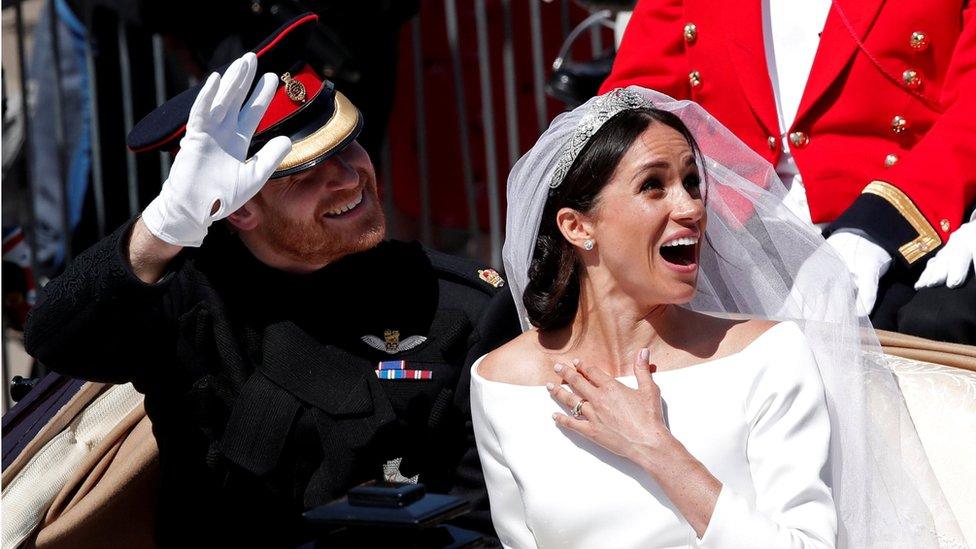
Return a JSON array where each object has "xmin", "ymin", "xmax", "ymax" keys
[{"xmin": 25, "ymin": 219, "xmax": 520, "ymax": 547}]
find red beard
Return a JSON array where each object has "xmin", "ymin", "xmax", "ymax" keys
[{"xmin": 253, "ymin": 185, "xmax": 386, "ymax": 266}]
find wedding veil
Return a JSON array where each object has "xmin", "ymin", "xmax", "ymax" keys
[{"xmin": 502, "ymin": 87, "xmax": 965, "ymax": 548}]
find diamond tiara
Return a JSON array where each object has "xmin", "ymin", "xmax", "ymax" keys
[{"xmin": 549, "ymin": 88, "xmax": 652, "ymax": 189}]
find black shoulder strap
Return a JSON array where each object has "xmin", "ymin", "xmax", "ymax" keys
[{"xmin": 424, "ymin": 248, "xmax": 507, "ymax": 296}]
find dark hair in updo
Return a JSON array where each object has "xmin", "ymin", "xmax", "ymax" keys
[{"xmin": 523, "ymin": 107, "xmax": 704, "ymax": 331}]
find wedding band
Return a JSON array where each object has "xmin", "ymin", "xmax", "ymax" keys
[{"xmin": 571, "ymin": 399, "xmax": 586, "ymax": 418}]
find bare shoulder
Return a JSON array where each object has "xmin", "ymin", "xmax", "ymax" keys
[
  {"xmin": 681, "ymin": 310, "xmax": 782, "ymax": 357},
  {"xmin": 476, "ymin": 331, "xmax": 552, "ymax": 385},
  {"xmin": 726, "ymin": 318, "xmax": 781, "ymax": 347}
]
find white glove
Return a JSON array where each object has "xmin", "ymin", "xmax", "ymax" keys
[
  {"xmin": 826, "ymin": 232, "xmax": 892, "ymax": 316},
  {"xmin": 915, "ymin": 221, "xmax": 976, "ymax": 289},
  {"xmin": 141, "ymin": 53, "xmax": 292, "ymax": 247}
]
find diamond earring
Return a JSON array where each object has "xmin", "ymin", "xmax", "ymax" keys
[{"xmin": 583, "ymin": 239, "xmax": 595, "ymax": 251}]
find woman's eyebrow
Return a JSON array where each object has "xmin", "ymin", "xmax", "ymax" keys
[
  {"xmin": 630, "ymin": 153, "xmax": 696, "ymax": 182},
  {"xmin": 636, "ymin": 153, "xmax": 694, "ymax": 171},
  {"xmin": 632, "ymin": 160, "xmax": 671, "ymax": 176},
  {"xmin": 629, "ymin": 160, "xmax": 668, "ymax": 184},
  {"xmin": 641, "ymin": 159, "xmax": 670, "ymax": 170}
]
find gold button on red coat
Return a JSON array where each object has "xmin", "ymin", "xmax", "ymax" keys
[
  {"xmin": 884, "ymin": 154, "xmax": 899, "ymax": 167},
  {"xmin": 767, "ymin": 136, "xmax": 778, "ymax": 150},
  {"xmin": 891, "ymin": 116, "xmax": 909, "ymax": 134},
  {"xmin": 689, "ymin": 70, "xmax": 702, "ymax": 88},
  {"xmin": 684, "ymin": 23, "xmax": 698, "ymax": 44},
  {"xmin": 788, "ymin": 131, "xmax": 809, "ymax": 148},
  {"xmin": 910, "ymin": 31, "xmax": 930, "ymax": 51},
  {"xmin": 940, "ymin": 219, "xmax": 951, "ymax": 232},
  {"xmin": 902, "ymin": 69, "xmax": 922, "ymax": 89}
]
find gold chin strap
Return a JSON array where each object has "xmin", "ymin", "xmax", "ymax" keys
[{"xmin": 862, "ymin": 180, "xmax": 941, "ymax": 264}]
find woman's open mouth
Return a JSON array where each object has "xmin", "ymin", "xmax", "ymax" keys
[{"xmin": 659, "ymin": 234, "xmax": 699, "ymax": 272}]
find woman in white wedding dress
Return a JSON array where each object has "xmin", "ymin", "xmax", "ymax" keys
[{"xmin": 471, "ymin": 88, "xmax": 964, "ymax": 549}]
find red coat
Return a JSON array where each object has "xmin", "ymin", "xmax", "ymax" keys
[{"xmin": 601, "ymin": 0, "xmax": 976, "ymax": 266}]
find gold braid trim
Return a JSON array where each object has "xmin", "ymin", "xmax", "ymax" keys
[
  {"xmin": 862, "ymin": 181, "xmax": 941, "ymax": 264},
  {"xmin": 276, "ymin": 92, "xmax": 360, "ymax": 172}
]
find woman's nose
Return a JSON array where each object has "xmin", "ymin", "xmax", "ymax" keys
[{"xmin": 672, "ymin": 188, "xmax": 704, "ymax": 222}]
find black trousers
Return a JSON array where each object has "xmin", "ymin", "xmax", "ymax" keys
[{"xmin": 872, "ymin": 264, "xmax": 976, "ymax": 345}]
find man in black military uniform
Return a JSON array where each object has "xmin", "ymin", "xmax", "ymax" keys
[{"xmin": 24, "ymin": 14, "xmax": 518, "ymax": 546}]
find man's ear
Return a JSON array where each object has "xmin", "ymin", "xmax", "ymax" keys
[
  {"xmin": 555, "ymin": 207, "xmax": 594, "ymax": 250},
  {"xmin": 226, "ymin": 200, "xmax": 261, "ymax": 232}
]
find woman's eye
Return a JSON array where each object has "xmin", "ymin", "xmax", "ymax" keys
[
  {"xmin": 640, "ymin": 178, "xmax": 663, "ymax": 192},
  {"xmin": 683, "ymin": 174, "xmax": 701, "ymax": 189}
]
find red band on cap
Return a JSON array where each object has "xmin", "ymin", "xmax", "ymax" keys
[{"xmin": 256, "ymin": 64, "xmax": 325, "ymax": 134}]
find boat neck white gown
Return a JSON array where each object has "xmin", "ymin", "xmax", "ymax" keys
[{"xmin": 471, "ymin": 321, "xmax": 837, "ymax": 548}]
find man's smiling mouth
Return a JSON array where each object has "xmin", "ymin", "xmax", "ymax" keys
[{"xmin": 323, "ymin": 189, "xmax": 364, "ymax": 218}]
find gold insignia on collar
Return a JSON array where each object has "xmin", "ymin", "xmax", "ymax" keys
[
  {"xmin": 383, "ymin": 329, "xmax": 400, "ymax": 353},
  {"xmin": 280, "ymin": 72, "xmax": 307, "ymax": 104},
  {"xmin": 478, "ymin": 268, "xmax": 505, "ymax": 288}
]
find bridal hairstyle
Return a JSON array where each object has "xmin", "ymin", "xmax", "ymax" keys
[{"xmin": 523, "ymin": 108, "xmax": 704, "ymax": 330}]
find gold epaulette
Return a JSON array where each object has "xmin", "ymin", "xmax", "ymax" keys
[{"xmin": 862, "ymin": 181, "xmax": 941, "ymax": 264}]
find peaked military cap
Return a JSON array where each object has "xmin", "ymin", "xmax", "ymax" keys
[{"xmin": 126, "ymin": 13, "xmax": 363, "ymax": 178}]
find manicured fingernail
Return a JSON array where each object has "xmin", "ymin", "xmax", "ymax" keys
[
  {"xmin": 546, "ymin": 382, "xmax": 554, "ymax": 390},
  {"xmin": 554, "ymin": 363, "xmax": 564, "ymax": 373},
  {"xmin": 649, "ymin": 363, "xmax": 657, "ymax": 373},
  {"xmin": 639, "ymin": 348, "xmax": 649, "ymax": 362}
]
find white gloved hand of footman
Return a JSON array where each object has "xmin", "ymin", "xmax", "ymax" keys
[
  {"xmin": 141, "ymin": 52, "xmax": 292, "ymax": 247},
  {"xmin": 915, "ymin": 220, "xmax": 976, "ymax": 289},
  {"xmin": 826, "ymin": 231, "xmax": 892, "ymax": 317}
]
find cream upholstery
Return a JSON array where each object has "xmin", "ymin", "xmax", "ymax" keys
[
  {"xmin": 890, "ymin": 356, "xmax": 976, "ymax": 547},
  {"xmin": 0, "ymin": 384, "xmax": 153, "ymax": 549}
]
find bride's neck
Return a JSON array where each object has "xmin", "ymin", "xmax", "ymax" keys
[{"xmin": 561, "ymin": 277, "xmax": 680, "ymax": 378}]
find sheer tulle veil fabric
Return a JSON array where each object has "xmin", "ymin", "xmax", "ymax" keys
[{"xmin": 502, "ymin": 87, "xmax": 965, "ymax": 548}]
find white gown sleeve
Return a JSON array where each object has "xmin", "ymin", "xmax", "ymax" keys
[
  {"xmin": 698, "ymin": 322, "xmax": 837, "ymax": 549},
  {"xmin": 470, "ymin": 362, "xmax": 539, "ymax": 549}
]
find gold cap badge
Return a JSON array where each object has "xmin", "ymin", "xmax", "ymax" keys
[
  {"xmin": 281, "ymin": 72, "xmax": 307, "ymax": 104},
  {"xmin": 478, "ymin": 269, "xmax": 505, "ymax": 288},
  {"xmin": 383, "ymin": 329, "xmax": 400, "ymax": 354}
]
